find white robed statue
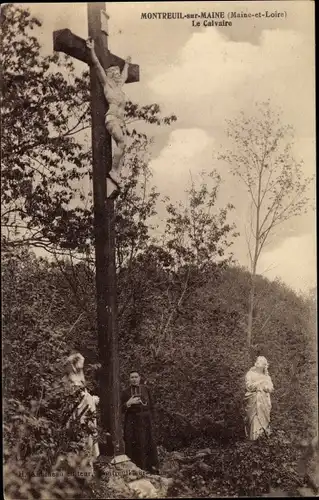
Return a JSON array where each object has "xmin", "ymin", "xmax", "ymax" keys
[
  {"xmin": 244, "ymin": 356, "xmax": 274, "ymax": 441},
  {"xmin": 63, "ymin": 353, "xmax": 100, "ymax": 476}
]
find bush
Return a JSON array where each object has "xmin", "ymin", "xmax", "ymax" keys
[
  {"xmin": 3, "ymin": 248, "xmax": 316, "ymax": 499},
  {"xmin": 118, "ymin": 265, "xmax": 317, "ymax": 448},
  {"xmin": 4, "ymin": 450, "xmax": 93, "ymax": 500},
  {"xmin": 4, "ymin": 381, "xmax": 98, "ymax": 498},
  {"xmin": 162, "ymin": 433, "xmax": 306, "ymax": 498}
]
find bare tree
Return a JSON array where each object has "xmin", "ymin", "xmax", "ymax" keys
[{"xmin": 219, "ymin": 101, "xmax": 313, "ymax": 356}]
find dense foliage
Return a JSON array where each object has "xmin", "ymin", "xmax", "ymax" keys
[
  {"xmin": 1, "ymin": 3, "xmax": 176, "ymax": 254},
  {"xmin": 2, "ymin": 3, "xmax": 317, "ymax": 499},
  {"xmin": 3, "ymin": 245, "xmax": 317, "ymax": 497}
]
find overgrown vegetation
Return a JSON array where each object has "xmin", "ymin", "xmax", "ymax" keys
[
  {"xmin": 2, "ymin": 3, "xmax": 317, "ymax": 499},
  {"xmin": 3, "ymin": 245, "xmax": 317, "ymax": 497}
]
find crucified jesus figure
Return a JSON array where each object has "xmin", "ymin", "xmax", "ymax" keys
[{"xmin": 86, "ymin": 38, "xmax": 131, "ymax": 199}]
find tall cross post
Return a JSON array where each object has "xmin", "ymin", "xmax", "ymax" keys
[{"xmin": 53, "ymin": 2, "xmax": 139, "ymax": 455}]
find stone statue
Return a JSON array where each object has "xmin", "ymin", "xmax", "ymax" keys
[
  {"xmin": 86, "ymin": 37, "xmax": 131, "ymax": 199},
  {"xmin": 244, "ymin": 356, "xmax": 274, "ymax": 440},
  {"xmin": 63, "ymin": 352, "xmax": 100, "ymax": 477}
]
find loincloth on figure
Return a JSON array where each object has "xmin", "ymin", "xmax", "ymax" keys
[{"xmin": 105, "ymin": 113, "xmax": 126, "ymax": 133}]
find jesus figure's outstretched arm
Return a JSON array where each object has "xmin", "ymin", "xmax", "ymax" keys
[
  {"xmin": 119, "ymin": 57, "xmax": 131, "ymax": 86},
  {"xmin": 86, "ymin": 38, "xmax": 110, "ymax": 87}
]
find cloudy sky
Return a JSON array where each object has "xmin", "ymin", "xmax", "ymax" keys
[{"xmin": 27, "ymin": 1, "xmax": 316, "ymax": 293}]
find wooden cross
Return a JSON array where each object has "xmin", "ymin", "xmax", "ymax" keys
[
  {"xmin": 53, "ymin": 27, "xmax": 139, "ymax": 83},
  {"xmin": 53, "ymin": 2, "xmax": 140, "ymax": 456}
]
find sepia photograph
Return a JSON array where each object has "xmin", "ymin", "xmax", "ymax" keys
[{"xmin": 2, "ymin": 1, "xmax": 317, "ymax": 498}]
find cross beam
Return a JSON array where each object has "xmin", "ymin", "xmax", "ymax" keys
[
  {"xmin": 53, "ymin": 28, "xmax": 139, "ymax": 83},
  {"xmin": 53, "ymin": 2, "xmax": 140, "ymax": 457}
]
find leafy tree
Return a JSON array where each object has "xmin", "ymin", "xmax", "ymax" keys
[
  {"xmin": 145, "ymin": 172, "xmax": 239, "ymax": 356},
  {"xmin": 164, "ymin": 171, "xmax": 238, "ymax": 269},
  {"xmin": 1, "ymin": 4, "xmax": 91, "ymax": 252},
  {"xmin": 1, "ymin": 3, "xmax": 176, "ymax": 254},
  {"xmin": 219, "ymin": 101, "xmax": 313, "ymax": 355}
]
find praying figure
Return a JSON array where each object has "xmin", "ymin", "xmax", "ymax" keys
[
  {"xmin": 62, "ymin": 353, "xmax": 100, "ymax": 477},
  {"xmin": 121, "ymin": 370, "xmax": 159, "ymax": 474},
  {"xmin": 86, "ymin": 37, "xmax": 131, "ymax": 199},
  {"xmin": 244, "ymin": 356, "xmax": 274, "ymax": 441}
]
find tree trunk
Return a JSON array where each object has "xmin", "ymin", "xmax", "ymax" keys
[
  {"xmin": 248, "ymin": 171, "xmax": 262, "ymax": 362},
  {"xmin": 247, "ymin": 255, "xmax": 258, "ymax": 362},
  {"xmin": 247, "ymin": 276, "xmax": 256, "ymax": 362}
]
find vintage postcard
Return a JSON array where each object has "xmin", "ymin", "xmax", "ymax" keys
[{"xmin": 2, "ymin": 1, "xmax": 317, "ymax": 498}]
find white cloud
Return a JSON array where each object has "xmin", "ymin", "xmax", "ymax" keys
[
  {"xmin": 150, "ymin": 128, "xmax": 213, "ymax": 199},
  {"xmin": 258, "ymin": 233, "xmax": 316, "ymax": 293},
  {"xmin": 148, "ymin": 28, "xmax": 314, "ymax": 135},
  {"xmin": 148, "ymin": 27, "xmax": 315, "ymax": 293}
]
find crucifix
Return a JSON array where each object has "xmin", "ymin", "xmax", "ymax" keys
[{"xmin": 53, "ymin": 2, "xmax": 140, "ymax": 456}]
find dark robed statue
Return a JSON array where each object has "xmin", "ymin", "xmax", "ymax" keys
[{"xmin": 121, "ymin": 370, "xmax": 159, "ymax": 473}]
